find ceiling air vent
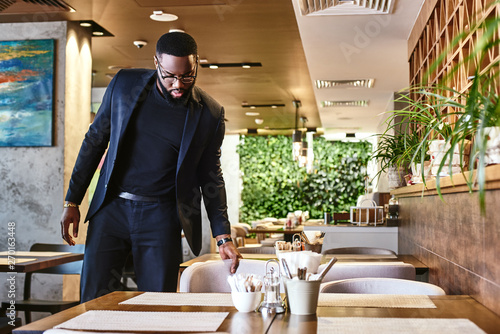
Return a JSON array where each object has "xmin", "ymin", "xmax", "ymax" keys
[
  {"xmin": 298, "ymin": 0, "xmax": 395, "ymax": 16},
  {"xmin": 322, "ymin": 100, "xmax": 368, "ymax": 107},
  {"xmin": 0, "ymin": 0, "xmax": 74, "ymax": 13},
  {"xmin": 316, "ymin": 79, "xmax": 374, "ymax": 89}
]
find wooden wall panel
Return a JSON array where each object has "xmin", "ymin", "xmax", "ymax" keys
[{"xmin": 398, "ymin": 189, "xmax": 500, "ymax": 316}]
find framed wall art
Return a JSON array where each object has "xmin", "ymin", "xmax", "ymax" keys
[{"xmin": 0, "ymin": 39, "xmax": 55, "ymax": 147}]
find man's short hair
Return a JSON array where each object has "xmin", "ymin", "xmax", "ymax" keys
[{"xmin": 156, "ymin": 32, "xmax": 198, "ymax": 57}]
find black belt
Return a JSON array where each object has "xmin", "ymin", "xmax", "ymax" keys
[{"xmin": 117, "ymin": 191, "xmax": 170, "ymax": 202}]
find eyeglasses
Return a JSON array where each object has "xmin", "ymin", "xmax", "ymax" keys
[{"xmin": 155, "ymin": 56, "xmax": 197, "ymax": 84}]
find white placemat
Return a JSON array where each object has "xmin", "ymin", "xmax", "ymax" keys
[
  {"xmin": 318, "ymin": 294, "xmax": 436, "ymax": 308},
  {"xmin": 0, "ymin": 257, "xmax": 37, "ymax": 264},
  {"xmin": 54, "ymin": 310, "xmax": 228, "ymax": 332},
  {"xmin": 45, "ymin": 330, "xmax": 231, "ymax": 334},
  {"xmin": 325, "ymin": 254, "xmax": 398, "ymax": 260},
  {"xmin": 317, "ymin": 317, "xmax": 485, "ymax": 334},
  {"xmin": 0, "ymin": 251, "xmax": 72, "ymax": 257},
  {"xmin": 120, "ymin": 292, "xmax": 234, "ymax": 307}
]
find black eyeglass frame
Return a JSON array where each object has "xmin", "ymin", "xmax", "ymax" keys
[{"xmin": 155, "ymin": 55, "xmax": 198, "ymax": 84}]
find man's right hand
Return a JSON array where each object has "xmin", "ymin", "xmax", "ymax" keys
[{"xmin": 60, "ymin": 204, "xmax": 80, "ymax": 246}]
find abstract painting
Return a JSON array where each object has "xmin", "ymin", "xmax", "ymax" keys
[{"xmin": 0, "ymin": 39, "xmax": 55, "ymax": 147}]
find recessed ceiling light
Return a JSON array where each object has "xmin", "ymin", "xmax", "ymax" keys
[
  {"xmin": 242, "ymin": 104, "xmax": 285, "ymax": 108},
  {"xmin": 321, "ymin": 100, "xmax": 369, "ymax": 107},
  {"xmin": 79, "ymin": 20, "xmax": 114, "ymax": 37},
  {"xmin": 201, "ymin": 62, "xmax": 262, "ymax": 68},
  {"xmin": 150, "ymin": 10, "xmax": 178, "ymax": 22},
  {"xmin": 255, "ymin": 118, "xmax": 264, "ymax": 124},
  {"xmin": 245, "ymin": 112, "xmax": 260, "ymax": 116},
  {"xmin": 315, "ymin": 79, "xmax": 374, "ymax": 89},
  {"xmin": 209, "ymin": 65, "xmax": 219, "ymax": 69}
]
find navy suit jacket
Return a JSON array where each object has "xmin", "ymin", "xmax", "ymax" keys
[{"xmin": 65, "ymin": 69, "xmax": 230, "ymax": 255}]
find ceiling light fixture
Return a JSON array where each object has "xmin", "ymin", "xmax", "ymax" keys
[
  {"xmin": 78, "ymin": 20, "xmax": 114, "ymax": 37},
  {"xmin": 321, "ymin": 100, "xmax": 369, "ymax": 107},
  {"xmin": 292, "ymin": 100, "xmax": 302, "ymax": 162},
  {"xmin": 245, "ymin": 112, "xmax": 260, "ymax": 116},
  {"xmin": 241, "ymin": 103, "xmax": 285, "ymax": 108},
  {"xmin": 255, "ymin": 118, "xmax": 264, "ymax": 125},
  {"xmin": 315, "ymin": 79, "xmax": 374, "ymax": 89},
  {"xmin": 201, "ymin": 62, "xmax": 262, "ymax": 68},
  {"xmin": 150, "ymin": 10, "xmax": 178, "ymax": 22}
]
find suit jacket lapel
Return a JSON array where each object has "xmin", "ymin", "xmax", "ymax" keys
[
  {"xmin": 116, "ymin": 71, "xmax": 157, "ymax": 145},
  {"xmin": 177, "ymin": 87, "xmax": 203, "ymax": 171}
]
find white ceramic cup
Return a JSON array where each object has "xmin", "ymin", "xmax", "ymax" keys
[
  {"xmin": 231, "ymin": 291, "xmax": 262, "ymax": 312},
  {"xmin": 284, "ymin": 278, "xmax": 321, "ymax": 315}
]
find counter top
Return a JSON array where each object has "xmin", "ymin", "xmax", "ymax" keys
[
  {"xmin": 303, "ymin": 224, "xmax": 397, "ymax": 233},
  {"xmin": 392, "ymin": 164, "xmax": 500, "ymax": 198}
]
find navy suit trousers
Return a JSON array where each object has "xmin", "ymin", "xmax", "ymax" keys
[{"xmin": 81, "ymin": 196, "xmax": 182, "ymax": 302}]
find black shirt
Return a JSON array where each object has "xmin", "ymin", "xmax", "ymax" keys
[{"xmin": 112, "ymin": 81, "xmax": 187, "ymax": 198}]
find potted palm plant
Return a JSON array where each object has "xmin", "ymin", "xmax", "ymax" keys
[{"xmin": 424, "ymin": 11, "xmax": 500, "ymax": 212}]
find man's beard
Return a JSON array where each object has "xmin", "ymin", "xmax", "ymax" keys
[{"xmin": 157, "ymin": 78, "xmax": 195, "ymax": 107}]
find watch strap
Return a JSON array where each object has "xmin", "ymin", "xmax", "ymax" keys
[{"xmin": 216, "ymin": 237, "xmax": 233, "ymax": 247}]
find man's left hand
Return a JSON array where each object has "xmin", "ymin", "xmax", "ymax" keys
[{"xmin": 217, "ymin": 235, "xmax": 242, "ymax": 274}]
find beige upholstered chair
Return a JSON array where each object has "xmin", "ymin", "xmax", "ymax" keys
[
  {"xmin": 237, "ymin": 246, "xmax": 276, "ymax": 254},
  {"xmin": 320, "ymin": 277, "xmax": 446, "ymax": 295},
  {"xmin": 231, "ymin": 225, "xmax": 248, "ymax": 247},
  {"xmin": 179, "ymin": 259, "xmax": 281, "ymax": 293},
  {"xmin": 322, "ymin": 247, "xmax": 397, "ymax": 256},
  {"xmin": 316, "ymin": 262, "xmax": 416, "ymax": 283}
]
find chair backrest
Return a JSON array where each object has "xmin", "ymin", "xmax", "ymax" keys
[
  {"xmin": 317, "ymin": 262, "xmax": 416, "ymax": 283},
  {"xmin": 322, "ymin": 247, "xmax": 396, "ymax": 256},
  {"xmin": 237, "ymin": 246, "xmax": 276, "ymax": 254},
  {"xmin": 320, "ymin": 277, "xmax": 446, "ymax": 295},
  {"xmin": 24, "ymin": 243, "xmax": 84, "ymax": 300},
  {"xmin": 179, "ymin": 259, "xmax": 280, "ymax": 293}
]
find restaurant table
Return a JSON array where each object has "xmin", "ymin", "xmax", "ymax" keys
[
  {"xmin": 12, "ymin": 291, "xmax": 500, "ymax": 334},
  {"xmin": 179, "ymin": 253, "xmax": 429, "ymax": 277},
  {"xmin": 0, "ymin": 251, "xmax": 84, "ymax": 273},
  {"xmin": 248, "ymin": 226, "xmax": 303, "ymax": 243},
  {"xmin": 12, "ymin": 291, "xmax": 274, "ymax": 334}
]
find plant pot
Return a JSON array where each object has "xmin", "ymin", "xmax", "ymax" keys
[
  {"xmin": 387, "ymin": 166, "xmax": 406, "ymax": 189},
  {"xmin": 428, "ymin": 139, "xmax": 470, "ymax": 177},
  {"xmin": 485, "ymin": 126, "xmax": 500, "ymax": 165},
  {"xmin": 410, "ymin": 161, "xmax": 431, "ymax": 184}
]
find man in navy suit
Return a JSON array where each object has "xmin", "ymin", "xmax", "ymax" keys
[{"xmin": 60, "ymin": 32, "xmax": 241, "ymax": 302}]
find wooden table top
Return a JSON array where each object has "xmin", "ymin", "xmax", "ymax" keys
[
  {"xmin": 13, "ymin": 292, "xmax": 500, "ymax": 334},
  {"xmin": 248, "ymin": 226, "xmax": 304, "ymax": 234},
  {"xmin": 179, "ymin": 253, "xmax": 428, "ymax": 273},
  {"xmin": 0, "ymin": 252, "xmax": 84, "ymax": 273}
]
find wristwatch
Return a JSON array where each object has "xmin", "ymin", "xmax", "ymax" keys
[{"xmin": 216, "ymin": 237, "xmax": 233, "ymax": 247}]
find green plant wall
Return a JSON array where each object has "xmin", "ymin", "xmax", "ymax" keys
[{"xmin": 237, "ymin": 135, "xmax": 372, "ymax": 224}]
